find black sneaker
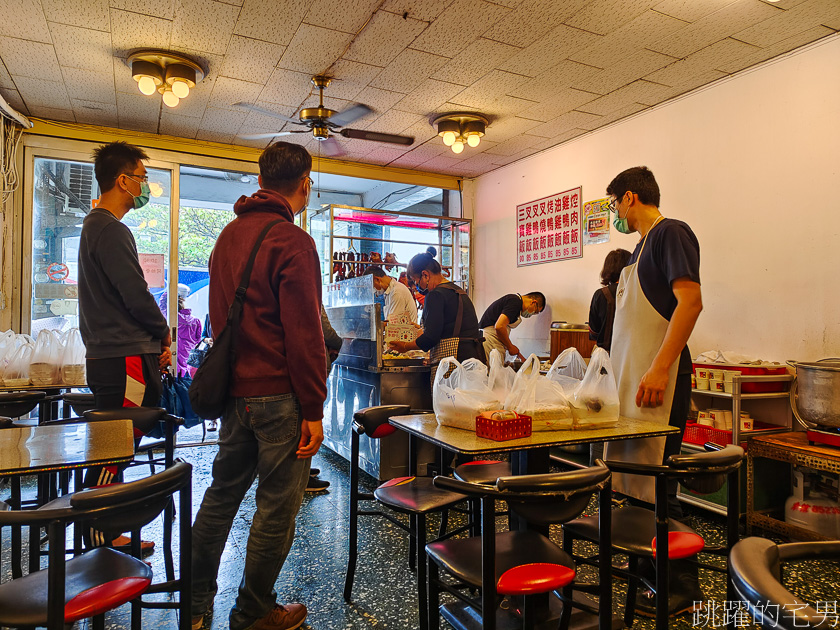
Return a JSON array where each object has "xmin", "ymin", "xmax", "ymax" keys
[
  {"xmin": 309, "ymin": 468, "xmax": 320, "ymax": 477},
  {"xmin": 634, "ymin": 587, "xmax": 704, "ymax": 617},
  {"xmin": 305, "ymin": 477, "xmax": 330, "ymax": 492}
]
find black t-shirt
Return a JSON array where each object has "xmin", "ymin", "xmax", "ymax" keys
[
  {"xmin": 478, "ymin": 293, "xmax": 523, "ymax": 329},
  {"xmin": 588, "ymin": 283, "xmax": 617, "ymax": 351},
  {"xmin": 417, "ymin": 282, "xmax": 481, "ymax": 358},
  {"xmin": 628, "ymin": 218, "xmax": 700, "ymax": 374}
]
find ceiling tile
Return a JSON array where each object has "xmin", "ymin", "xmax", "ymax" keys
[
  {"xmin": 496, "ymin": 25, "xmax": 601, "ymax": 78},
  {"xmin": 0, "ymin": 0, "xmax": 51, "ymax": 42},
  {"xmin": 411, "ymin": 0, "xmax": 511, "ymax": 58},
  {"xmin": 43, "ymin": 0, "xmax": 109, "ymax": 30},
  {"xmin": 481, "ymin": 115, "xmax": 541, "ymax": 142},
  {"xmin": 418, "ymin": 153, "xmax": 461, "ymax": 171},
  {"xmin": 239, "ymin": 102, "xmax": 297, "ymax": 130},
  {"xmin": 72, "ymin": 99, "xmax": 118, "ymax": 125},
  {"xmin": 27, "ymin": 105, "xmax": 75, "ymax": 121},
  {"xmin": 370, "ymin": 48, "xmax": 449, "ymax": 94},
  {"xmin": 380, "ymin": 0, "xmax": 453, "ymax": 22},
  {"xmin": 362, "ymin": 108, "xmax": 423, "ymax": 135},
  {"xmin": 200, "ymin": 104, "xmax": 247, "ymax": 136},
  {"xmin": 732, "ymin": 0, "xmax": 840, "ymax": 47},
  {"xmin": 196, "ymin": 128, "xmax": 235, "ymax": 143},
  {"xmin": 171, "ymin": 0, "xmax": 239, "ymax": 55},
  {"xmin": 49, "ymin": 23, "xmax": 113, "ymax": 74},
  {"xmin": 517, "ymin": 88, "xmax": 599, "ymax": 121},
  {"xmin": 325, "ymin": 60, "xmax": 382, "ymax": 100},
  {"xmin": 449, "ymin": 69, "xmax": 529, "ymax": 108},
  {"xmin": 117, "ymin": 89, "xmax": 161, "ymax": 125},
  {"xmin": 61, "ymin": 68, "xmax": 116, "ymax": 104},
  {"xmin": 109, "ymin": 0, "xmax": 176, "ymax": 19},
  {"xmin": 508, "ymin": 60, "xmax": 602, "ymax": 101},
  {"xmin": 387, "ymin": 140, "xmax": 448, "ymax": 167},
  {"xmin": 220, "ymin": 36, "xmax": 285, "ymax": 84},
  {"xmin": 259, "ymin": 68, "xmax": 315, "ymax": 107},
  {"xmin": 431, "ymin": 38, "xmax": 519, "ymax": 86},
  {"xmin": 0, "ymin": 87, "xmax": 28, "ymax": 114},
  {"xmin": 277, "ymin": 24, "xmax": 353, "ymax": 75},
  {"xmin": 166, "ymin": 77, "xmax": 212, "ymax": 117},
  {"xmin": 208, "ymin": 76, "xmax": 263, "ymax": 110},
  {"xmin": 645, "ymin": 38, "xmax": 759, "ymax": 86},
  {"xmin": 564, "ymin": 0, "xmax": 659, "ymax": 36},
  {"xmin": 718, "ymin": 24, "xmax": 834, "ymax": 73},
  {"xmin": 644, "ymin": 68, "xmax": 727, "ymax": 104},
  {"xmin": 575, "ymin": 81, "xmax": 661, "ymax": 116},
  {"xmin": 217, "ymin": 0, "xmax": 241, "ymax": 5},
  {"xmin": 343, "ymin": 10, "xmax": 427, "ymax": 67},
  {"xmin": 110, "ymin": 9, "xmax": 172, "ymax": 58},
  {"xmin": 529, "ymin": 110, "xmax": 602, "ymax": 138},
  {"xmin": 234, "ymin": 0, "xmax": 310, "ymax": 46},
  {"xmin": 652, "ymin": 0, "xmax": 740, "ymax": 22},
  {"xmin": 0, "ymin": 37, "xmax": 62, "ymax": 82},
  {"xmin": 481, "ymin": 132, "xmax": 544, "ymax": 156},
  {"xmin": 482, "ymin": 0, "xmax": 588, "ymax": 47},
  {"xmin": 0, "ymin": 60, "xmax": 14, "ymax": 90},
  {"xmin": 648, "ymin": 0, "xmax": 782, "ymax": 59},
  {"xmin": 168, "ymin": 47, "xmax": 224, "ymax": 81},
  {"xmin": 364, "ymin": 145, "xmax": 408, "ymax": 165},
  {"xmin": 113, "ymin": 56, "xmax": 138, "ymax": 93},
  {"xmin": 392, "ymin": 78, "xmax": 464, "ymax": 115},
  {"xmin": 352, "ymin": 85, "xmax": 404, "ymax": 113},
  {"xmin": 304, "ymin": 0, "xmax": 380, "ymax": 33},
  {"xmin": 570, "ymin": 49, "xmax": 676, "ymax": 94},
  {"xmin": 577, "ymin": 101, "xmax": 647, "ymax": 129},
  {"xmin": 13, "ymin": 76, "xmax": 71, "ymax": 109},
  {"xmin": 398, "ymin": 118, "xmax": 438, "ymax": 145}
]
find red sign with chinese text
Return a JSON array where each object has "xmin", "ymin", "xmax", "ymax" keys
[{"xmin": 516, "ymin": 187, "xmax": 582, "ymax": 267}]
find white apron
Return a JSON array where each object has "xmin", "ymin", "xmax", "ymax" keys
[
  {"xmin": 482, "ymin": 315, "xmax": 521, "ymax": 360},
  {"xmin": 603, "ymin": 217, "xmax": 678, "ymax": 504}
]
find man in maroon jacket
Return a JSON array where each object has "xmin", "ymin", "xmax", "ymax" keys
[{"xmin": 191, "ymin": 142, "xmax": 326, "ymax": 630}]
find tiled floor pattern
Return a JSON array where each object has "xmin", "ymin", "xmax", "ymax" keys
[{"xmin": 3, "ymin": 422, "xmax": 840, "ymax": 630}]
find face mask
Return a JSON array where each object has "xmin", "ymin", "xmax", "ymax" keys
[
  {"xmin": 126, "ymin": 176, "xmax": 150, "ymax": 209},
  {"xmin": 416, "ymin": 285, "xmax": 428, "ymax": 296},
  {"xmin": 612, "ymin": 199, "xmax": 631, "ymax": 234},
  {"xmin": 375, "ymin": 288, "xmax": 385, "ymax": 297},
  {"xmin": 521, "ymin": 310, "xmax": 533, "ymax": 319}
]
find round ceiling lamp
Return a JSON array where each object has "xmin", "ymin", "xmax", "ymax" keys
[
  {"xmin": 431, "ymin": 112, "xmax": 490, "ymax": 154},
  {"xmin": 129, "ymin": 50, "xmax": 205, "ymax": 109}
]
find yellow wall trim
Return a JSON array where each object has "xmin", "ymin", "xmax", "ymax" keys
[{"xmin": 24, "ymin": 118, "xmax": 461, "ymax": 190}]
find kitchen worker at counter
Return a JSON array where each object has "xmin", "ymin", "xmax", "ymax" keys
[
  {"xmin": 602, "ymin": 166, "xmax": 703, "ymax": 616},
  {"xmin": 388, "ymin": 252, "xmax": 484, "ymax": 380},
  {"xmin": 363, "ymin": 266, "xmax": 418, "ymax": 323},
  {"xmin": 478, "ymin": 292, "xmax": 546, "ymax": 362}
]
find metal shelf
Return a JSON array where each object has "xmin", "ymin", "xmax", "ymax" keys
[{"xmin": 691, "ymin": 389, "xmax": 790, "ymax": 400}]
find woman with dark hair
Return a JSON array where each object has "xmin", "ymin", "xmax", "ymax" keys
[
  {"xmin": 588, "ymin": 248, "xmax": 632, "ymax": 353},
  {"xmin": 388, "ymin": 252, "xmax": 484, "ymax": 379}
]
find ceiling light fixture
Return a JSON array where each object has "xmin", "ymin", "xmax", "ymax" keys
[
  {"xmin": 432, "ymin": 112, "xmax": 490, "ymax": 154},
  {"xmin": 128, "ymin": 50, "xmax": 205, "ymax": 109}
]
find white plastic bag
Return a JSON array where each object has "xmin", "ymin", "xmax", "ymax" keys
[
  {"xmin": 433, "ymin": 357, "xmax": 500, "ymax": 431},
  {"xmin": 487, "ymin": 349, "xmax": 515, "ymax": 401},
  {"xmin": 460, "ymin": 357, "xmax": 489, "ymax": 390},
  {"xmin": 546, "ymin": 348, "xmax": 587, "ymax": 396},
  {"xmin": 61, "ymin": 328, "xmax": 86, "ymax": 385},
  {"xmin": 570, "ymin": 347, "xmax": 620, "ymax": 429},
  {"xmin": 504, "ymin": 354, "xmax": 572, "ymax": 431},
  {"xmin": 30, "ymin": 329, "xmax": 63, "ymax": 386},
  {"xmin": 3, "ymin": 343, "xmax": 33, "ymax": 387}
]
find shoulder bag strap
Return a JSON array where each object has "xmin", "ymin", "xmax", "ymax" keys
[
  {"xmin": 437, "ymin": 282, "xmax": 467, "ymax": 338},
  {"xmin": 600, "ymin": 285, "xmax": 616, "ymax": 349}
]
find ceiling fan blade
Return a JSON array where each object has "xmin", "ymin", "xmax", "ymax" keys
[
  {"xmin": 320, "ymin": 137, "xmax": 344, "ymax": 158},
  {"xmin": 329, "ymin": 103, "xmax": 374, "ymax": 127},
  {"xmin": 339, "ymin": 128, "xmax": 414, "ymax": 146},
  {"xmin": 238, "ymin": 131, "xmax": 292, "ymax": 140},
  {"xmin": 234, "ymin": 102, "xmax": 303, "ymax": 125}
]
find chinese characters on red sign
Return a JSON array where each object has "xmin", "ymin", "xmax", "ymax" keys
[{"xmin": 516, "ymin": 186, "xmax": 583, "ymax": 267}]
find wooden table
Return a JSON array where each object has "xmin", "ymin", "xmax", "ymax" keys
[
  {"xmin": 0, "ymin": 419, "xmax": 135, "ymax": 575},
  {"xmin": 390, "ymin": 413, "xmax": 679, "ymax": 630}
]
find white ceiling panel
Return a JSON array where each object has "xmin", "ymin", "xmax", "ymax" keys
[
  {"xmin": 208, "ymin": 76, "xmax": 263, "ymax": 110},
  {"xmin": 732, "ymin": 0, "xmax": 840, "ymax": 48},
  {"xmin": 199, "ymin": 104, "xmax": 247, "ymax": 136},
  {"xmin": 653, "ymin": 0, "xmax": 740, "ymax": 23},
  {"xmin": 49, "ymin": 23, "xmax": 114, "ymax": 74},
  {"xmin": 576, "ymin": 101, "xmax": 646, "ymax": 128},
  {"xmin": 362, "ymin": 108, "xmax": 423, "ymax": 135},
  {"xmin": 644, "ymin": 38, "xmax": 759, "ymax": 86},
  {"xmin": 109, "ymin": 0, "xmax": 176, "ymax": 19},
  {"xmin": 564, "ymin": 0, "xmax": 659, "ymax": 36},
  {"xmin": 322, "ymin": 59, "xmax": 381, "ymax": 100},
  {"xmin": 571, "ymin": 49, "xmax": 676, "ymax": 94},
  {"xmin": 278, "ymin": 24, "xmax": 354, "ymax": 75},
  {"xmin": 352, "ymin": 85, "xmax": 404, "ymax": 113},
  {"xmin": 418, "ymin": 154, "xmax": 462, "ymax": 171},
  {"xmin": 529, "ymin": 110, "xmax": 602, "ymax": 138},
  {"xmin": 219, "ymin": 36, "xmax": 285, "ymax": 84},
  {"xmin": 364, "ymin": 145, "xmax": 410, "ymax": 165},
  {"xmin": 238, "ymin": 102, "xmax": 297, "ymax": 130},
  {"xmin": 411, "ymin": 0, "xmax": 510, "ymax": 58},
  {"xmin": 482, "ymin": 132, "xmax": 546, "ymax": 156},
  {"xmin": 42, "ymin": 0, "xmax": 109, "ymax": 31},
  {"xmin": 718, "ymin": 24, "xmax": 834, "ymax": 74},
  {"xmin": 0, "ymin": 0, "xmax": 52, "ymax": 42},
  {"xmin": 0, "ymin": 87, "xmax": 28, "ymax": 114},
  {"xmin": 171, "ymin": 0, "xmax": 239, "ymax": 55},
  {"xmin": 393, "ymin": 78, "xmax": 465, "ymax": 115},
  {"xmin": 14, "ymin": 75, "xmax": 71, "ymax": 108},
  {"xmin": 449, "ymin": 69, "xmax": 529, "ymax": 108},
  {"xmin": 28, "ymin": 105, "xmax": 75, "ymax": 120},
  {"xmin": 481, "ymin": 0, "xmax": 589, "ymax": 47},
  {"xmin": 169, "ymin": 78, "xmax": 213, "ymax": 117},
  {"xmin": 304, "ymin": 0, "xmax": 380, "ymax": 33},
  {"xmin": 259, "ymin": 68, "xmax": 316, "ymax": 107},
  {"xmin": 0, "ymin": 59, "xmax": 15, "ymax": 89},
  {"xmin": 369, "ymin": 48, "xmax": 449, "ymax": 94},
  {"xmin": 398, "ymin": 118, "xmax": 439, "ymax": 146},
  {"xmin": 116, "ymin": 89, "xmax": 161, "ymax": 124},
  {"xmin": 196, "ymin": 128, "xmax": 235, "ymax": 143},
  {"xmin": 0, "ymin": 36, "xmax": 63, "ymax": 82},
  {"xmin": 496, "ymin": 25, "xmax": 601, "ymax": 78},
  {"xmin": 644, "ymin": 68, "xmax": 727, "ymax": 104},
  {"xmin": 516, "ymin": 88, "xmax": 600, "ymax": 121},
  {"xmin": 110, "ymin": 9, "xmax": 172, "ymax": 58},
  {"xmin": 72, "ymin": 99, "xmax": 118, "ymax": 125},
  {"xmin": 233, "ymin": 0, "xmax": 308, "ymax": 46},
  {"xmin": 379, "ymin": 0, "xmax": 453, "ymax": 23},
  {"xmin": 343, "ymin": 10, "xmax": 426, "ymax": 67},
  {"xmin": 431, "ymin": 38, "xmax": 520, "ymax": 86},
  {"xmin": 508, "ymin": 59, "xmax": 602, "ymax": 101},
  {"xmin": 61, "ymin": 67, "xmax": 116, "ymax": 104},
  {"xmin": 480, "ymin": 115, "xmax": 542, "ymax": 142}
]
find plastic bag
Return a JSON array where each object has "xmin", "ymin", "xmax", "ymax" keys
[
  {"xmin": 504, "ymin": 354, "xmax": 572, "ymax": 431},
  {"xmin": 433, "ymin": 357, "xmax": 500, "ymax": 431},
  {"xmin": 546, "ymin": 348, "xmax": 587, "ymax": 396},
  {"xmin": 30, "ymin": 329, "xmax": 63, "ymax": 386},
  {"xmin": 3, "ymin": 343, "xmax": 33, "ymax": 387},
  {"xmin": 570, "ymin": 347, "xmax": 620, "ymax": 429},
  {"xmin": 487, "ymin": 349, "xmax": 515, "ymax": 402},
  {"xmin": 61, "ymin": 328, "xmax": 86, "ymax": 385},
  {"xmin": 460, "ymin": 357, "xmax": 489, "ymax": 391}
]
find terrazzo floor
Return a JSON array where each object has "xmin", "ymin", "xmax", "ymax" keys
[{"xmin": 3, "ymin": 422, "xmax": 839, "ymax": 630}]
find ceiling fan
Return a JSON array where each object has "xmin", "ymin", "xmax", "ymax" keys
[{"xmin": 236, "ymin": 75, "xmax": 414, "ymax": 157}]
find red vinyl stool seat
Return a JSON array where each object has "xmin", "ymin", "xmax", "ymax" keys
[
  {"xmin": 651, "ymin": 531, "xmax": 705, "ymax": 560},
  {"xmin": 497, "ymin": 562, "xmax": 576, "ymax": 596}
]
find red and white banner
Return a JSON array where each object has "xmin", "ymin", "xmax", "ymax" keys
[{"xmin": 516, "ymin": 186, "xmax": 582, "ymax": 267}]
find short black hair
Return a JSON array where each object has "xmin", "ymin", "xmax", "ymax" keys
[
  {"xmin": 363, "ymin": 266, "xmax": 386, "ymax": 278},
  {"xmin": 92, "ymin": 141, "xmax": 149, "ymax": 193},
  {"xmin": 523, "ymin": 291, "xmax": 546, "ymax": 311},
  {"xmin": 600, "ymin": 249, "xmax": 632, "ymax": 285},
  {"xmin": 606, "ymin": 166, "xmax": 660, "ymax": 207},
  {"xmin": 259, "ymin": 142, "xmax": 312, "ymax": 194},
  {"xmin": 407, "ymin": 252, "xmax": 441, "ymax": 278}
]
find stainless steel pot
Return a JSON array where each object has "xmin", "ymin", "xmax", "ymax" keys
[{"xmin": 788, "ymin": 359, "xmax": 840, "ymax": 429}]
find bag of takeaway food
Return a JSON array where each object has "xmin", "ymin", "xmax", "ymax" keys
[
  {"xmin": 460, "ymin": 357, "xmax": 489, "ymax": 390},
  {"xmin": 3, "ymin": 342, "xmax": 33, "ymax": 387},
  {"xmin": 60, "ymin": 328, "xmax": 86, "ymax": 385},
  {"xmin": 30, "ymin": 329, "xmax": 63, "ymax": 386},
  {"xmin": 487, "ymin": 349, "xmax": 515, "ymax": 401},
  {"xmin": 433, "ymin": 357, "xmax": 500, "ymax": 431},
  {"xmin": 570, "ymin": 347, "xmax": 620, "ymax": 428},
  {"xmin": 546, "ymin": 347, "xmax": 587, "ymax": 395},
  {"xmin": 503, "ymin": 354, "xmax": 572, "ymax": 431}
]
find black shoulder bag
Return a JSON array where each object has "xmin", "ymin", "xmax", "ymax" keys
[{"xmin": 189, "ymin": 220, "xmax": 281, "ymax": 419}]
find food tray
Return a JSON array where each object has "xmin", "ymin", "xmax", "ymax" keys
[
  {"xmin": 476, "ymin": 413, "xmax": 532, "ymax": 442},
  {"xmin": 683, "ymin": 421, "xmax": 776, "ymax": 448}
]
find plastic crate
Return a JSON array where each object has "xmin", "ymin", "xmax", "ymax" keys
[
  {"xmin": 683, "ymin": 421, "xmax": 775, "ymax": 448},
  {"xmin": 476, "ymin": 412, "xmax": 532, "ymax": 442}
]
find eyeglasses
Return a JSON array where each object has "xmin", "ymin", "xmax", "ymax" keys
[
  {"xmin": 307, "ymin": 177, "xmax": 314, "ymax": 186},
  {"xmin": 125, "ymin": 172, "xmax": 149, "ymax": 183}
]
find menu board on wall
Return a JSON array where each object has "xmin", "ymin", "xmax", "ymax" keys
[{"xmin": 516, "ymin": 186, "xmax": 582, "ymax": 267}]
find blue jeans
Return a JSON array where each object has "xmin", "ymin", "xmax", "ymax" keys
[{"xmin": 191, "ymin": 393, "xmax": 310, "ymax": 630}]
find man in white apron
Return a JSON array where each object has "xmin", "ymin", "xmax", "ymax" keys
[
  {"xmin": 478, "ymin": 292, "xmax": 545, "ymax": 361},
  {"xmin": 601, "ymin": 166, "xmax": 703, "ymax": 617}
]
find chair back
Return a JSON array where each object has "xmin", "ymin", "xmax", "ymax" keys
[
  {"xmin": 667, "ymin": 443, "xmax": 744, "ymax": 495},
  {"xmin": 0, "ymin": 391, "xmax": 46, "ymax": 418},
  {"xmin": 353, "ymin": 405, "xmax": 410, "ymax": 439},
  {"xmin": 63, "ymin": 392, "xmax": 96, "ymax": 415},
  {"xmin": 84, "ymin": 407, "xmax": 168, "ymax": 434}
]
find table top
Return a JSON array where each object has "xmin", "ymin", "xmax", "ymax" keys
[
  {"xmin": 389, "ymin": 413, "xmax": 679, "ymax": 455},
  {"xmin": 751, "ymin": 430, "xmax": 840, "ymax": 462},
  {"xmin": 0, "ymin": 419, "xmax": 135, "ymax": 476},
  {"xmin": 0, "ymin": 383, "xmax": 85, "ymax": 393}
]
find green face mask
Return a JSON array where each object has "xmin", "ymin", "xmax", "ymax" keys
[
  {"xmin": 612, "ymin": 198, "xmax": 631, "ymax": 234},
  {"xmin": 133, "ymin": 181, "xmax": 151, "ymax": 209}
]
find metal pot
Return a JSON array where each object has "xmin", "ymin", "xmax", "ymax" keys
[{"xmin": 788, "ymin": 359, "xmax": 840, "ymax": 429}]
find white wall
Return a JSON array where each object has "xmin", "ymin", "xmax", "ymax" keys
[{"xmin": 466, "ymin": 34, "xmax": 840, "ymax": 363}]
